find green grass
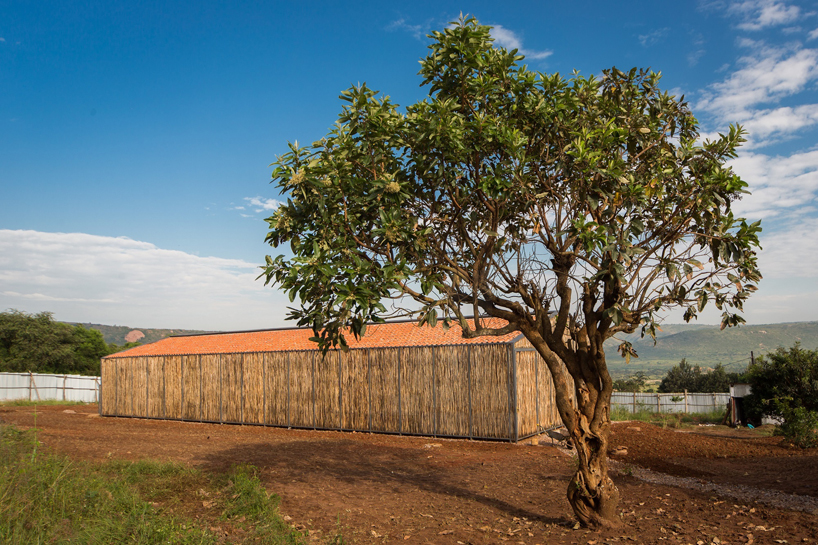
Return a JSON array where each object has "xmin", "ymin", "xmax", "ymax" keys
[
  {"xmin": 0, "ymin": 399, "xmax": 90, "ymax": 407},
  {"xmin": 610, "ymin": 407, "xmax": 726, "ymax": 428},
  {"xmin": 0, "ymin": 424, "xmax": 306, "ymax": 544}
]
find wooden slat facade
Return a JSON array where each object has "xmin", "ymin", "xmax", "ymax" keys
[{"xmin": 100, "ymin": 336, "xmax": 564, "ymax": 441}]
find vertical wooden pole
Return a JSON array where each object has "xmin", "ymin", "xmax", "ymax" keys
[
  {"xmin": 198, "ymin": 355, "xmax": 203, "ymax": 422},
  {"xmin": 312, "ymin": 351, "xmax": 317, "ymax": 430},
  {"xmin": 286, "ymin": 352, "xmax": 291, "ymax": 428},
  {"xmin": 367, "ymin": 348, "xmax": 372, "ymax": 432},
  {"xmin": 684, "ymin": 389, "xmax": 689, "ymax": 413},
  {"xmin": 337, "ymin": 351, "xmax": 342, "ymax": 430},
  {"xmin": 534, "ymin": 352, "xmax": 540, "ymax": 430},
  {"xmin": 468, "ymin": 346, "xmax": 473, "ymax": 440},
  {"xmin": 432, "ymin": 347, "xmax": 437, "ymax": 437},
  {"xmin": 262, "ymin": 353, "xmax": 267, "ymax": 426},
  {"xmin": 632, "ymin": 391, "xmax": 636, "ymax": 414},
  {"xmin": 240, "ymin": 353, "xmax": 245, "ymax": 424},
  {"xmin": 397, "ymin": 347, "xmax": 402, "ymax": 435},
  {"xmin": 114, "ymin": 361, "xmax": 118, "ymax": 416},
  {"xmin": 162, "ymin": 357, "xmax": 167, "ymax": 418},
  {"xmin": 145, "ymin": 358, "xmax": 150, "ymax": 418},
  {"xmin": 219, "ymin": 355, "xmax": 223, "ymax": 423},
  {"xmin": 63, "ymin": 375, "xmax": 67, "ymax": 401}
]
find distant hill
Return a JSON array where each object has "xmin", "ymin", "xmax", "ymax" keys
[
  {"xmin": 605, "ymin": 321, "xmax": 818, "ymax": 378},
  {"xmin": 69, "ymin": 323, "xmax": 211, "ymax": 346}
]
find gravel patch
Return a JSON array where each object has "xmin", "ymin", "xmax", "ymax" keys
[{"xmin": 610, "ymin": 460, "xmax": 818, "ymax": 514}]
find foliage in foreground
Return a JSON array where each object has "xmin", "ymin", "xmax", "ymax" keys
[
  {"xmin": 0, "ymin": 309, "xmax": 139, "ymax": 375},
  {"xmin": 0, "ymin": 425, "xmax": 303, "ymax": 544},
  {"xmin": 744, "ymin": 344, "xmax": 818, "ymax": 448}
]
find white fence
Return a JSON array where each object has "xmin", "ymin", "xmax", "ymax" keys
[
  {"xmin": 612, "ymin": 391, "xmax": 731, "ymax": 414},
  {"xmin": 0, "ymin": 372, "xmax": 100, "ymax": 403}
]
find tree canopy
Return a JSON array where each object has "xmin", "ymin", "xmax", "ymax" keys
[
  {"xmin": 0, "ymin": 309, "xmax": 134, "ymax": 375},
  {"xmin": 744, "ymin": 344, "xmax": 818, "ymax": 447},
  {"xmin": 657, "ymin": 359, "xmax": 741, "ymax": 393},
  {"xmin": 261, "ymin": 17, "xmax": 761, "ymax": 527}
]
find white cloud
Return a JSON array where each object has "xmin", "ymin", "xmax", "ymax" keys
[
  {"xmin": 738, "ymin": 104, "xmax": 818, "ymax": 146},
  {"xmin": 386, "ymin": 18, "xmax": 425, "ymax": 40},
  {"xmin": 756, "ymin": 216, "xmax": 818, "ymax": 278},
  {"xmin": 728, "ymin": 148, "xmax": 818, "ymax": 219},
  {"xmin": 698, "ymin": 44, "xmax": 818, "ymax": 119},
  {"xmin": 730, "ymin": 0, "xmax": 802, "ymax": 31},
  {"xmin": 638, "ymin": 28, "xmax": 670, "ymax": 47},
  {"xmin": 490, "ymin": 25, "xmax": 552, "ymax": 60},
  {"xmin": 244, "ymin": 196, "xmax": 282, "ymax": 212},
  {"xmin": 809, "ymin": 27, "xmax": 818, "ymax": 40},
  {"xmin": 0, "ymin": 230, "xmax": 290, "ymax": 330}
]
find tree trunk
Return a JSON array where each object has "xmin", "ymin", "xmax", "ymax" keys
[
  {"xmin": 520, "ymin": 325, "xmax": 621, "ymax": 527},
  {"xmin": 565, "ymin": 413, "xmax": 620, "ymax": 528}
]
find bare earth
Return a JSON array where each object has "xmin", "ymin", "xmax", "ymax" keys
[{"xmin": 2, "ymin": 404, "xmax": 816, "ymax": 544}]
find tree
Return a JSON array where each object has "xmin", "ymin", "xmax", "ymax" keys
[
  {"xmin": 0, "ymin": 309, "xmax": 124, "ymax": 375},
  {"xmin": 612, "ymin": 371, "xmax": 647, "ymax": 393},
  {"xmin": 260, "ymin": 17, "xmax": 761, "ymax": 527},
  {"xmin": 657, "ymin": 359, "xmax": 738, "ymax": 393},
  {"xmin": 744, "ymin": 344, "xmax": 818, "ymax": 447}
]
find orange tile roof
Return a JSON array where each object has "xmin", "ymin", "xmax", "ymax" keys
[{"xmin": 104, "ymin": 318, "xmax": 522, "ymax": 358}]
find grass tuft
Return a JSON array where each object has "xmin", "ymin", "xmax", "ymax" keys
[
  {"xmin": 0, "ymin": 399, "xmax": 90, "ymax": 407},
  {"xmin": 0, "ymin": 424, "xmax": 306, "ymax": 544}
]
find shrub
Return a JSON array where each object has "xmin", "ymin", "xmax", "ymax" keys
[
  {"xmin": 744, "ymin": 343, "xmax": 818, "ymax": 447},
  {"xmin": 776, "ymin": 406, "xmax": 818, "ymax": 448}
]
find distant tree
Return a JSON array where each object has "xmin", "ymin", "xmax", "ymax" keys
[
  {"xmin": 260, "ymin": 17, "xmax": 762, "ymax": 527},
  {"xmin": 744, "ymin": 344, "xmax": 818, "ymax": 447},
  {"xmin": 0, "ymin": 309, "xmax": 123, "ymax": 375},
  {"xmin": 612, "ymin": 372, "xmax": 647, "ymax": 392},
  {"xmin": 658, "ymin": 359, "xmax": 739, "ymax": 393}
]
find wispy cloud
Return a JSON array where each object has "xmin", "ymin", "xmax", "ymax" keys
[
  {"xmin": 756, "ymin": 216, "xmax": 818, "ymax": 279},
  {"xmin": 698, "ymin": 42, "xmax": 818, "ymax": 119},
  {"xmin": 638, "ymin": 27, "xmax": 670, "ymax": 47},
  {"xmin": 244, "ymin": 196, "xmax": 282, "ymax": 212},
  {"xmin": 489, "ymin": 25, "xmax": 552, "ymax": 60},
  {"xmin": 809, "ymin": 28, "xmax": 818, "ymax": 40},
  {"xmin": 740, "ymin": 104, "xmax": 818, "ymax": 145},
  {"xmin": 728, "ymin": 148, "xmax": 818, "ymax": 220},
  {"xmin": 729, "ymin": 0, "xmax": 802, "ymax": 31},
  {"xmin": 0, "ymin": 230, "xmax": 289, "ymax": 330},
  {"xmin": 386, "ymin": 18, "xmax": 426, "ymax": 40}
]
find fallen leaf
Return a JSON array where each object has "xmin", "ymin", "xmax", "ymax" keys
[{"xmin": 439, "ymin": 529, "xmax": 454, "ymax": 535}]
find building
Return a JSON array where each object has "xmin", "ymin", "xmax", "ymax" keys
[{"xmin": 100, "ymin": 319, "xmax": 562, "ymax": 441}]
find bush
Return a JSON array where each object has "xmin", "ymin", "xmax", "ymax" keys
[
  {"xmin": 744, "ymin": 343, "xmax": 818, "ymax": 447},
  {"xmin": 776, "ymin": 406, "xmax": 818, "ymax": 448}
]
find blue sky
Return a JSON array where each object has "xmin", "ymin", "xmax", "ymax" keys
[{"xmin": 1, "ymin": 0, "xmax": 817, "ymax": 330}]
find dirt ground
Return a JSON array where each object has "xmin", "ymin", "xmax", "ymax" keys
[{"xmin": 2, "ymin": 404, "xmax": 817, "ymax": 545}]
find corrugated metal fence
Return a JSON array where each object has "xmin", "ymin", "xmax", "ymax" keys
[
  {"xmin": 0, "ymin": 372, "xmax": 100, "ymax": 403},
  {"xmin": 612, "ymin": 391, "xmax": 731, "ymax": 414}
]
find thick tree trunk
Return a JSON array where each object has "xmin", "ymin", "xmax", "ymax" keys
[
  {"xmin": 566, "ymin": 415, "xmax": 620, "ymax": 528},
  {"xmin": 519, "ymin": 323, "xmax": 621, "ymax": 527}
]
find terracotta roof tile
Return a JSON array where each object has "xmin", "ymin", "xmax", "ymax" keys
[{"xmin": 104, "ymin": 318, "xmax": 521, "ymax": 358}]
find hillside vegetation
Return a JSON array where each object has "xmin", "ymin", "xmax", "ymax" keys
[
  {"xmin": 606, "ymin": 321, "xmax": 818, "ymax": 378},
  {"xmin": 69, "ymin": 323, "xmax": 210, "ymax": 346}
]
